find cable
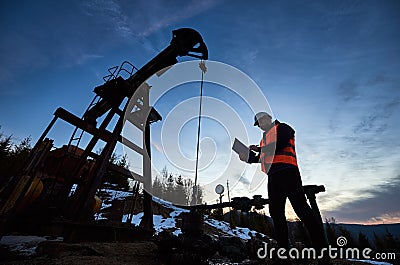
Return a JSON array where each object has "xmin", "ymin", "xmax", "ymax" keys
[{"xmin": 193, "ymin": 60, "xmax": 206, "ymax": 205}]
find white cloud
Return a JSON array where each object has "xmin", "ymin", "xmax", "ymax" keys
[{"xmin": 81, "ymin": 0, "xmax": 223, "ymax": 38}]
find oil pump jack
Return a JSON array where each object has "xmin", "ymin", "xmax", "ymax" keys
[{"xmin": 0, "ymin": 28, "xmax": 208, "ymax": 239}]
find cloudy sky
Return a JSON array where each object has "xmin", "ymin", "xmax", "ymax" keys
[{"xmin": 1, "ymin": 0, "xmax": 399, "ymax": 224}]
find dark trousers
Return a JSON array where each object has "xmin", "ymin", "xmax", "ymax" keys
[{"xmin": 268, "ymin": 167, "xmax": 326, "ymax": 249}]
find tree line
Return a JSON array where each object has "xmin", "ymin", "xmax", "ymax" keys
[
  {"xmin": 152, "ymin": 166, "xmax": 203, "ymax": 206},
  {"xmin": 0, "ymin": 128, "xmax": 31, "ymax": 184},
  {"xmin": 325, "ymin": 217, "xmax": 400, "ymax": 252},
  {"xmin": 0, "ymin": 128, "xmax": 130, "ymax": 190}
]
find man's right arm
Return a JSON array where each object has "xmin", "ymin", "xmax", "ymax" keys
[
  {"xmin": 247, "ymin": 150, "xmax": 260, "ymax": 163},
  {"xmin": 239, "ymin": 145, "xmax": 260, "ymax": 163}
]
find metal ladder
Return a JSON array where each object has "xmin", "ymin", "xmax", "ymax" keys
[{"xmin": 67, "ymin": 61, "xmax": 138, "ymax": 155}]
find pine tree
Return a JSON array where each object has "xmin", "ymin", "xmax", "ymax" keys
[
  {"xmin": 228, "ymin": 209, "xmax": 237, "ymax": 229},
  {"xmin": 0, "ymin": 130, "xmax": 12, "ymax": 158},
  {"xmin": 152, "ymin": 166, "xmax": 200, "ymax": 206},
  {"xmin": 190, "ymin": 184, "xmax": 203, "ymax": 205},
  {"xmin": 173, "ymin": 175, "xmax": 187, "ymax": 205},
  {"xmin": 251, "ymin": 210, "xmax": 272, "ymax": 236},
  {"xmin": 0, "ymin": 131, "xmax": 12, "ymax": 184},
  {"xmin": 293, "ymin": 219, "xmax": 311, "ymax": 246},
  {"xmin": 265, "ymin": 217, "xmax": 275, "ymax": 238},
  {"xmin": 240, "ymin": 211, "xmax": 249, "ymax": 227},
  {"xmin": 101, "ymin": 152, "xmax": 130, "ymax": 190},
  {"xmin": 373, "ymin": 232, "xmax": 384, "ymax": 251},
  {"xmin": 164, "ymin": 173, "xmax": 175, "ymax": 202},
  {"xmin": 152, "ymin": 175, "xmax": 164, "ymax": 199},
  {"xmin": 382, "ymin": 229, "xmax": 398, "ymax": 252},
  {"xmin": 358, "ymin": 231, "xmax": 371, "ymax": 249},
  {"xmin": 338, "ymin": 226, "xmax": 356, "ymax": 248},
  {"xmin": 325, "ymin": 217, "xmax": 337, "ymax": 246},
  {"xmin": 183, "ymin": 178, "xmax": 195, "ymax": 204},
  {"xmin": 0, "ymin": 130, "xmax": 31, "ymax": 181}
]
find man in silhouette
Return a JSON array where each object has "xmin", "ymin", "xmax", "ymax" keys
[{"xmin": 239, "ymin": 112, "xmax": 328, "ymax": 264}]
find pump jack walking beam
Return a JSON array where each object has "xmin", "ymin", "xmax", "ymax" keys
[{"xmin": 84, "ymin": 28, "xmax": 208, "ymax": 122}]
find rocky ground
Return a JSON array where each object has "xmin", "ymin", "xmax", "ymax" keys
[
  {"xmin": 1, "ymin": 241, "xmax": 163, "ymax": 265},
  {"xmin": 0, "ymin": 239, "xmax": 378, "ymax": 265}
]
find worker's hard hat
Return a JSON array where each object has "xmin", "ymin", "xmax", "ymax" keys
[{"xmin": 254, "ymin": 112, "xmax": 272, "ymax": 126}]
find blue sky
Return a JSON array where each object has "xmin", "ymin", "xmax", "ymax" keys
[{"xmin": 1, "ymin": 0, "xmax": 399, "ymax": 224}]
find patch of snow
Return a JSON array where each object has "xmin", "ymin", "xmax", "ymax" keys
[
  {"xmin": 0, "ymin": 236, "xmax": 63, "ymax": 256},
  {"xmin": 95, "ymin": 213, "xmax": 108, "ymax": 220},
  {"xmin": 97, "ymin": 189, "xmax": 132, "ymax": 211},
  {"xmin": 122, "ymin": 212, "xmax": 144, "ymax": 226},
  {"xmin": 204, "ymin": 218, "xmax": 265, "ymax": 240},
  {"xmin": 100, "ymin": 203, "xmax": 112, "ymax": 210},
  {"xmin": 122, "ymin": 208, "xmax": 185, "ymax": 235},
  {"xmin": 153, "ymin": 214, "xmax": 176, "ymax": 233},
  {"xmin": 69, "ymin": 184, "xmax": 78, "ymax": 196},
  {"xmin": 173, "ymin": 229, "xmax": 182, "ymax": 236},
  {"xmin": 170, "ymin": 210, "xmax": 183, "ymax": 218},
  {"xmin": 152, "ymin": 196, "xmax": 189, "ymax": 213},
  {"xmin": 101, "ymin": 189, "xmax": 132, "ymax": 200}
]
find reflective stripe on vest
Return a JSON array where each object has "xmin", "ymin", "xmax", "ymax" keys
[{"xmin": 259, "ymin": 123, "xmax": 298, "ymax": 173}]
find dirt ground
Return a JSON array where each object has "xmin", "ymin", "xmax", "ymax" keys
[
  {"xmin": 1, "ymin": 241, "xmax": 164, "ymax": 265},
  {"xmin": 0, "ymin": 240, "xmax": 377, "ymax": 265}
]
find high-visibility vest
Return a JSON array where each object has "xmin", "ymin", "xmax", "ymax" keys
[{"xmin": 259, "ymin": 123, "xmax": 298, "ymax": 173}]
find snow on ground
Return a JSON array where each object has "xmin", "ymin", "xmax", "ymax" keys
[
  {"xmin": 117, "ymin": 196, "xmax": 267, "ymax": 239},
  {"xmin": 100, "ymin": 203, "xmax": 112, "ymax": 210},
  {"xmin": 96, "ymin": 191, "xmax": 266, "ymax": 239},
  {"xmin": 0, "ymin": 236, "xmax": 63, "ymax": 256},
  {"xmin": 120, "ymin": 209, "xmax": 265, "ymax": 239},
  {"xmin": 122, "ymin": 212, "xmax": 144, "ymax": 226},
  {"xmin": 150, "ymin": 197, "xmax": 270, "ymax": 240},
  {"xmin": 70, "ymin": 186, "xmax": 131, "ymax": 203},
  {"xmin": 121, "ymin": 210, "xmax": 183, "ymax": 235},
  {"xmin": 97, "ymin": 189, "xmax": 132, "ymax": 211},
  {"xmin": 69, "ymin": 184, "xmax": 78, "ymax": 196},
  {"xmin": 204, "ymin": 218, "xmax": 264, "ymax": 240},
  {"xmin": 152, "ymin": 196, "xmax": 189, "ymax": 214},
  {"xmin": 100, "ymin": 189, "xmax": 132, "ymax": 201}
]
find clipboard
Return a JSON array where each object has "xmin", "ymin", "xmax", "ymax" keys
[{"xmin": 232, "ymin": 138, "xmax": 250, "ymax": 161}]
